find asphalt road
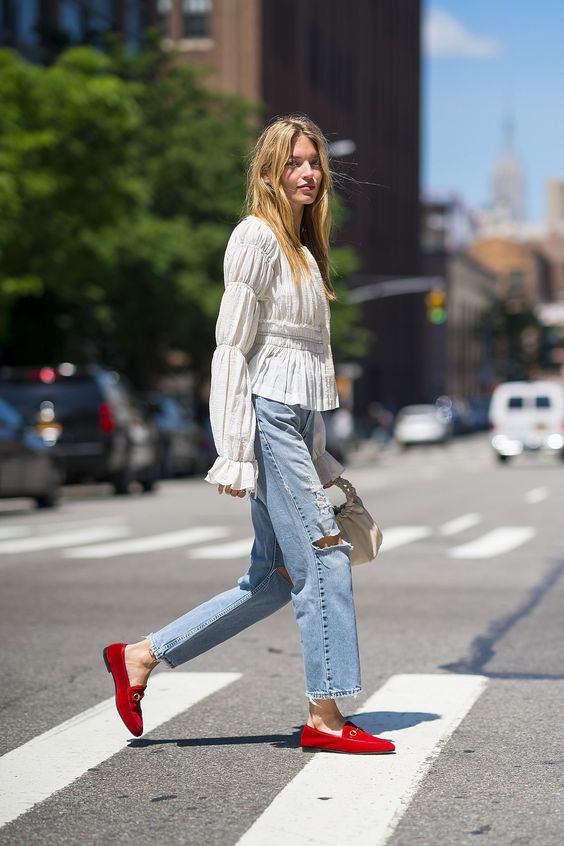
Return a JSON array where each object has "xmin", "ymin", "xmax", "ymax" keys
[{"xmin": 0, "ymin": 434, "xmax": 563, "ymax": 846}]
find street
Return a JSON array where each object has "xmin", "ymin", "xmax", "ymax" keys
[{"xmin": 0, "ymin": 434, "xmax": 563, "ymax": 846}]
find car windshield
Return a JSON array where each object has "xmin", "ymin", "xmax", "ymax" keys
[
  {"xmin": 0, "ymin": 380, "xmax": 100, "ymax": 421},
  {"xmin": 0, "ymin": 397, "xmax": 22, "ymax": 430},
  {"xmin": 400, "ymin": 406, "xmax": 437, "ymax": 417}
]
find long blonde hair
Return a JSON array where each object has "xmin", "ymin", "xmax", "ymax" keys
[{"xmin": 244, "ymin": 114, "xmax": 336, "ymax": 301}]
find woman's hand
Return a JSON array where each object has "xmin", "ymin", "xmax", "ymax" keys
[{"xmin": 217, "ymin": 484, "xmax": 246, "ymax": 498}]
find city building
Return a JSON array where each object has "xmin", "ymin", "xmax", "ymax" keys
[
  {"xmin": 421, "ymin": 199, "xmax": 499, "ymax": 405},
  {"xmin": 475, "ymin": 117, "xmax": 532, "ymax": 241},
  {"xmin": 469, "ymin": 238, "xmax": 553, "ymax": 307},
  {"xmin": 0, "ymin": 0, "xmax": 159, "ymax": 61},
  {"xmin": 548, "ymin": 178, "xmax": 564, "ymax": 235},
  {"xmin": 3, "ymin": 0, "xmax": 423, "ymax": 415}
]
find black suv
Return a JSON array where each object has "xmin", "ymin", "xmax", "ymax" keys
[{"xmin": 0, "ymin": 365, "xmax": 159, "ymax": 495}]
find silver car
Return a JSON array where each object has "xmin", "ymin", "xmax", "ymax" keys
[{"xmin": 394, "ymin": 404, "xmax": 452, "ymax": 447}]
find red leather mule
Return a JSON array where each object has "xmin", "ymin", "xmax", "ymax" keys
[{"xmin": 103, "ymin": 642, "xmax": 146, "ymax": 737}]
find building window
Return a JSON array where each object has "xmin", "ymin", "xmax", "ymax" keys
[
  {"xmin": 182, "ymin": 0, "xmax": 212, "ymax": 39},
  {"xmin": 0, "ymin": 0, "xmax": 40, "ymax": 48},
  {"xmin": 0, "ymin": 0, "xmax": 17, "ymax": 46},
  {"xmin": 59, "ymin": 0, "xmax": 113, "ymax": 46},
  {"xmin": 157, "ymin": 0, "xmax": 172, "ymax": 37}
]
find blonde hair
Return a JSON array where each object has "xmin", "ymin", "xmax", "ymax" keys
[{"xmin": 244, "ymin": 114, "xmax": 336, "ymax": 301}]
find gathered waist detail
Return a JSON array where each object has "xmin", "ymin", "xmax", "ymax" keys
[{"xmin": 255, "ymin": 320, "xmax": 324, "ymax": 353}]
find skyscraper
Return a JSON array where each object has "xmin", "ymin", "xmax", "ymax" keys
[{"xmin": 491, "ymin": 116, "xmax": 526, "ymax": 223}]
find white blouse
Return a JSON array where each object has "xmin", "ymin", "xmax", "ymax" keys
[{"xmin": 204, "ymin": 215, "xmax": 344, "ymax": 492}]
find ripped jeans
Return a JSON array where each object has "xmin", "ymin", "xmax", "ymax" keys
[{"xmin": 149, "ymin": 393, "xmax": 361, "ymax": 700}]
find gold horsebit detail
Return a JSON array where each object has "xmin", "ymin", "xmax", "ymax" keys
[{"xmin": 349, "ymin": 728, "xmax": 358, "ymax": 736}]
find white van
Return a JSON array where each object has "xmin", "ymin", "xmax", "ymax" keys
[{"xmin": 489, "ymin": 381, "xmax": 564, "ymax": 463}]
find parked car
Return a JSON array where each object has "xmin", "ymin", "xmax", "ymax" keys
[
  {"xmin": 468, "ymin": 395, "xmax": 491, "ymax": 432},
  {"xmin": 394, "ymin": 404, "xmax": 452, "ymax": 447},
  {"xmin": 0, "ymin": 365, "xmax": 159, "ymax": 494},
  {"xmin": 489, "ymin": 380, "xmax": 564, "ymax": 463},
  {"xmin": 141, "ymin": 392, "xmax": 207, "ymax": 477},
  {"xmin": 0, "ymin": 397, "xmax": 62, "ymax": 508}
]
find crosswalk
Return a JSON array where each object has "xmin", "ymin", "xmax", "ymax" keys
[
  {"xmin": 0, "ymin": 671, "xmax": 487, "ymax": 843},
  {"xmin": 0, "ymin": 673, "xmax": 241, "ymax": 829},
  {"xmin": 0, "ymin": 514, "xmax": 541, "ymax": 561}
]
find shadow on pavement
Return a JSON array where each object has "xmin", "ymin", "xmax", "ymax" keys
[{"xmin": 127, "ymin": 711, "xmax": 440, "ymax": 750}]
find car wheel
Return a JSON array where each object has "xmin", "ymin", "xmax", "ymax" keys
[
  {"xmin": 36, "ymin": 487, "xmax": 60, "ymax": 509},
  {"xmin": 140, "ymin": 478, "xmax": 158, "ymax": 493},
  {"xmin": 497, "ymin": 453, "xmax": 510, "ymax": 464},
  {"xmin": 113, "ymin": 463, "xmax": 133, "ymax": 495}
]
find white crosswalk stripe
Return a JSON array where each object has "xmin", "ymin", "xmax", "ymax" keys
[
  {"xmin": 448, "ymin": 526, "xmax": 536, "ymax": 559},
  {"xmin": 63, "ymin": 526, "xmax": 231, "ymax": 558},
  {"xmin": 0, "ymin": 527, "xmax": 31, "ymax": 540},
  {"xmin": 237, "ymin": 673, "xmax": 488, "ymax": 846},
  {"xmin": 0, "ymin": 672, "xmax": 241, "ymax": 829},
  {"xmin": 524, "ymin": 486, "xmax": 549, "ymax": 504},
  {"xmin": 0, "ymin": 516, "xmax": 541, "ymax": 564},
  {"xmin": 0, "ymin": 525, "xmax": 130, "ymax": 554},
  {"xmin": 188, "ymin": 536, "xmax": 254, "ymax": 559},
  {"xmin": 439, "ymin": 513, "xmax": 482, "ymax": 536},
  {"xmin": 380, "ymin": 526, "xmax": 432, "ymax": 551}
]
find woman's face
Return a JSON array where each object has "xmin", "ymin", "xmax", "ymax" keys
[{"xmin": 278, "ymin": 134, "xmax": 322, "ymax": 213}]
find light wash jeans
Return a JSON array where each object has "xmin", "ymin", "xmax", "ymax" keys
[{"xmin": 149, "ymin": 394, "xmax": 361, "ymax": 700}]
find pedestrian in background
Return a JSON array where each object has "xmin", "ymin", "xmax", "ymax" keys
[{"xmin": 103, "ymin": 114, "xmax": 395, "ymax": 755}]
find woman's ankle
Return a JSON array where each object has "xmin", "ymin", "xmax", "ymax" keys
[
  {"xmin": 125, "ymin": 640, "xmax": 159, "ymax": 671},
  {"xmin": 308, "ymin": 699, "xmax": 345, "ymax": 732}
]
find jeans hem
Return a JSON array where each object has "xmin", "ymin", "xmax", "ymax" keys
[
  {"xmin": 147, "ymin": 635, "xmax": 176, "ymax": 669},
  {"xmin": 306, "ymin": 687, "xmax": 362, "ymax": 700}
]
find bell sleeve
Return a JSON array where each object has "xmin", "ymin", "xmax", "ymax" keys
[
  {"xmin": 205, "ymin": 221, "xmax": 277, "ymax": 492},
  {"xmin": 312, "ymin": 411, "xmax": 345, "ymax": 485}
]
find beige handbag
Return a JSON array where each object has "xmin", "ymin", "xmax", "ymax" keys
[{"xmin": 332, "ymin": 476, "xmax": 383, "ymax": 566}]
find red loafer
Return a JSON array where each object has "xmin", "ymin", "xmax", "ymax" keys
[
  {"xmin": 301, "ymin": 720, "xmax": 395, "ymax": 754},
  {"xmin": 103, "ymin": 642, "xmax": 146, "ymax": 737}
]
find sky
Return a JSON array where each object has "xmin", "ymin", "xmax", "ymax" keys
[{"xmin": 422, "ymin": 0, "xmax": 564, "ymax": 221}]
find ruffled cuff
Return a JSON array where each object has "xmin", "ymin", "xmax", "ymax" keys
[
  {"xmin": 204, "ymin": 456, "xmax": 259, "ymax": 492},
  {"xmin": 313, "ymin": 450, "xmax": 345, "ymax": 486}
]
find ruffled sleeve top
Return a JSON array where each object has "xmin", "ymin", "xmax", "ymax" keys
[{"xmin": 204, "ymin": 215, "xmax": 344, "ymax": 493}]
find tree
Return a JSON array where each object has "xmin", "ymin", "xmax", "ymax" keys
[{"xmin": 0, "ymin": 39, "xmax": 369, "ymax": 384}]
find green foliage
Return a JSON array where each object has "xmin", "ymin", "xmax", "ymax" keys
[
  {"xmin": 330, "ymin": 244, "xmax": 373, "ymax": 361},
  {"xmin": 0, "ymin": 39, "xmax": 366, "ymax": 383}
]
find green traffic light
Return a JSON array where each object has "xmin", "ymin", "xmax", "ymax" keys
[{"xmin": 429, "ymin": 307, "xmax": 447, "ymax": 324}]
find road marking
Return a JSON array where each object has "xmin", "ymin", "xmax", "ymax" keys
[
  {"xmin": 0, "ymin": 525, "xmax": 130, "ymax": 555},
  {"xmin": 0, "ymin": 671, "xmax": 240, "ymax": 829},
  {"xmin": 63, "ymin": 526, "xmax": 231, "ymax": 558},
  {"xmin": 439, "ymin": 513, "xmax": 482, "ymax": 536},
  {"xmin": 188, "ymin": 536, "xmax": 254, "ymax": 559},
  {"xmin": 380, "ymin": 526, "xmax": 432, "ymax": 552},
  {"xmin": 448, "ymin": 527, "xmax": 536, "ymax": 559},
  {"xmin": 0, "ymin": 527, "xmax": 30, "ymax": 540},
  {"xmin": 237, "ymin": 673, "xmax": 487, "ymax": 846},
  {"xmin": 34, "ymin": 517, "xmax": 128, "ymax": 533},
  {"xmin": 524, "ymin": 486, "xmax": 549, "ymax": 504}
]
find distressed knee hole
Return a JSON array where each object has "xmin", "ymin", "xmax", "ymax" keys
[{"xmin": 313, "ymin": 532, "xmax": 344, "ymax": 549}]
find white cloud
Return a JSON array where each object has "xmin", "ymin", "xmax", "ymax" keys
[{"xmin": 423, "ymin": 8, "xmax": 503, "ymax": 58}]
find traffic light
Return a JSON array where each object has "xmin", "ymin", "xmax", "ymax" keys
[{"xmin": 425, "ymin": 289, "xmax": 447, "ymax": 324}]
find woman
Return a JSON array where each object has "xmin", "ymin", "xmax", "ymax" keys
[{"xmin": 103, "ymin": 115, "xmax": 395, "ymax": 755}]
